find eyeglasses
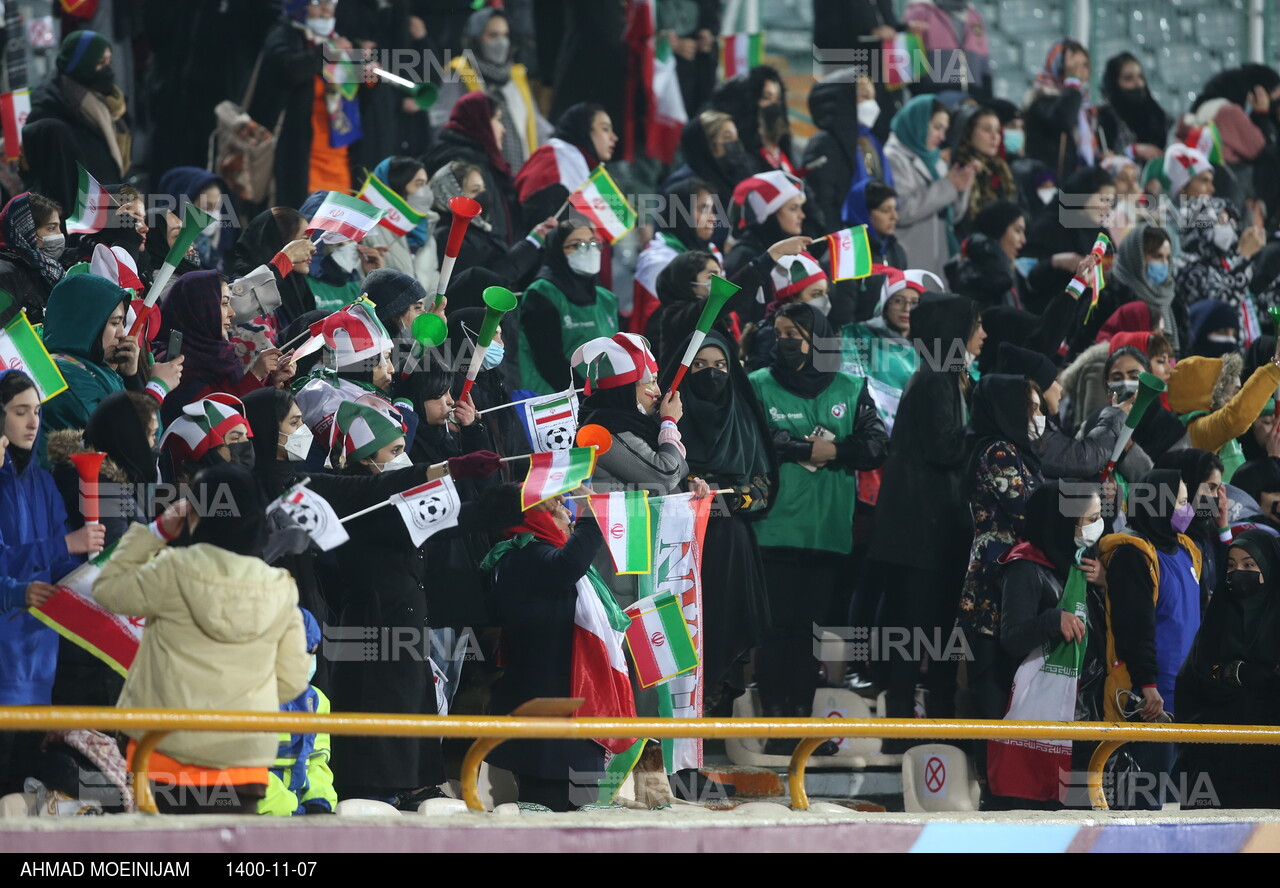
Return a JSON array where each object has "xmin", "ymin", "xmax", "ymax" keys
[
  {"xmin": 564, "ymin": 240, "xmax": 601, "ymax": 253},
  {"xmin": 307, "ymin": 0, "xmax": 338, "ymax": 7},
  {"xmin": 887, "ymin": 296, "xmax": 919, "ymax": 310}
]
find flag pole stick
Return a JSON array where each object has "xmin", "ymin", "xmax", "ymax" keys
[
  {"xmin": 277, "ymin": 327, "xmax": 316, "ymax": 351},
  {"xmin": 477, "ymin": 388, "xmax": 585, "ymax": 416},
  {"xmin": 338, "ymin": 498, "xmax": 393, "ymax": 524},
  {"xmin": 562, "ymin": 488, "xmax": 733, "ymax": 502}
]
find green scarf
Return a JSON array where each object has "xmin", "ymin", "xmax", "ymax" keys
[{"xmin": 481, "ymin": 533, "xmax": 631, "ymax": 632}]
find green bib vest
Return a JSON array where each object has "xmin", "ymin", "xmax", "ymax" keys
[
  {"xmin": 306, "ymin": 277, "xmax": 360, "ymax": 315},
  {"xmin": 517, "ymin": 279, "xmax": 618, "ymax": 394},
  {"xmin": 748, "ymin": 367, "xmax": 865, "ymax": 554}
]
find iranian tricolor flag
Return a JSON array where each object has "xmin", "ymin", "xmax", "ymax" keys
[
  {"xmin": 520, "ymin": 446, "xmax": 598, "ymax": 510},
  {"xmin": 987, "ymin": 561, "xmax": 1089, "ymax": 802},
  {"xmin": 65, "ymin": 164, "xmax": 112, "ymax": 235},
  {"xmin": 825, "ymin": 225, "xmax": 873, "ymax": 281},
  {"xmin": 722, "ymin": 32, "xmax": 763, "ymax": 79},
  {"xmin": 0, "ymin": 89, "xmax": 30, "ymax": 161},
  {"xmin": 590, "ymin": 490, "xmax": 651, "ymax": 574},
  {"xmin": 568, "ymin": 166, "xmax": 637, "ymax": 245},
  {"xmin": 30, "ymin": 543, "xmax": 143, "ymax": 677},
  {"xmin": 571, "ymin": 568, "xmax": 637, "ymax": 753},
  {"xmin": 305, "ymin": 190, "xmax": 386, "ymax": 244},
  {"xmin": 624, "ymin": 591, "xmax": 699, "ymax": 687},
  {"xmin": 522, "ymin": 387, "xmax": 579, "ymax": 454},
  {"xmin": 884, "ymin": 31, "xmax": 925, "ymax": 90},
  {"xmin": 624, "ymin": 0, "xmax": 687, "ymax": 164},
  {"xmin": 357, "ymin": 172, "xmax": 426, "ymax": 237},
  {"xmin": 637, "ymin": 492, "xmax": 710, "ymax": 772},
  {"xmin": 0, "ymin": 293, "xmax": 68, "ymax": 402}
]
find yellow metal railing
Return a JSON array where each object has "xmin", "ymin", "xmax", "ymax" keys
[{"xmin": 3, "ymin": 703, "xmax": 1278, "ymax": 813}]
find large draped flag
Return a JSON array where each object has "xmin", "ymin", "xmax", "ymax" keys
[
  {"xmin": 623, "ymin": 0, "xmax": 687, "ymax": 164},
  {"xmin": 30, "ymin": 544, "xmax": 142, "ymax": 677},
  {"xmin": 636, "ymin": 492, "xmax": 711, "ymax": 772}
]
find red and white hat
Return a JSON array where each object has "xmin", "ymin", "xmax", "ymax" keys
[
  {"xmin": 770, "ymin": 252, "xmax": 827, "ymax": 301},
  {"xmin": 90, "ymin": 244, "xmax": 145, "ymax": 295},
  {"xmin": 571, "ymin": 332, "xmax": 658, "ymax": 394},
  {"xmin": 873, "ymin": 264, "xmax": 944, "ymax": 315},
  {"xmin": 1163, "ymin": 143, "xmax": 1212, "ymax": 197},
  {"xmin": 730, "ymin": 170, "xmax": 803, "ymax": 230},
  {"xmin": 159, "ymin": 393, "xmax": 251, "ymax": 465},
  {"xmin": 323, "ymin": 300, "xmax": 393, "ymax": 371}
]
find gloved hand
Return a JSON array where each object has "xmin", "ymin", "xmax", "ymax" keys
[
  {"xmin": 447, "ymin": 450, "xmax": 502, "ymax": 480},
  {"xmin": 302, "ymin": 802, "xmax": 335, "ymax": 815}
]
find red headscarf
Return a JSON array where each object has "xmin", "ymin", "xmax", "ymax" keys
[
  {"xmin": 1097, "ymin": 302, "xmax": 1154, "ymax": 343},
  {"xmin": 443, "ymin": 92, "xmax": 512, "ymax": 178},
  {"xmin": 504, "ymin": 506, "xmax": 567, "ymax": 547},
  {"xmin": 1108, "ymin": 330, "xmax": 1152, "ymax": 355}
]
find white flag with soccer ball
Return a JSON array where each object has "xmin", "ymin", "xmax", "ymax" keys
[
  {"xmin": 393, "ymin": 477, "xmax": 461, "ymax": 546},
  {"xmin": 269, "ymin": 484, "xmax": 350, "ymax": 552}
]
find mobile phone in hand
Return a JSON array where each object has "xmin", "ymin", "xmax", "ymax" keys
[{"xmin": 167, "ymin": 331, "xmax": 183, "ymax": 360}]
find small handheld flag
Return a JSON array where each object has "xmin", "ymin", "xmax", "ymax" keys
[
  {"xmin": 624, "ymin": 591, "xmax": 699, "ymax": 687},
  {"xmin": 824, "ymin": 225, "xmax": 873, "ymax": 281},
  {"xmin": 305, "ymin": 190, "xmax": 386, "ymax": 244},
  {"xmin": 0, "ymin": 291, "xmax": 67, "ymax": 402},
  {"xmin": 357, "ymin": 171, "xmax": 426, "ymax": 237},
  {"xmin": 520, "ymin": 447, "xmax": 599, "ymax": 510},
  {"xmin": 666, "ymin": 274, "xmax": 741, "ymax": 394},
  {"xmin": 567, "ymin": 166, "xmax": 637, "ymax": 244},
  {"xmin": 393, "ymin": 477, "xmax": 461, "ymax": 546},
  {"xmin": 590, "ymin": 490, "xmax": 652, "ymax": 574},
  {"xmin": 65, "ymin": 164, "xmax": 112, "ymax": 235},
  {"xmin": 522, "ymin": 388, "xmax": 580, "ymax": 453},
  {"xmin": 269, "ymin": 483, "xmax": 350, "ymax": 551}
]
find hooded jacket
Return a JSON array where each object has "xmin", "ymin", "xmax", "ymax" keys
[
  {"xmin": 802, "ymin": 75, "xmax": 892, "ymax": 236},
  {"xmin": 0, "ymin": 369, "xmax": 80, "ymax": 705},
  {"xmin": 93, "ymin": 523, "xmax": 309, "ymax": 768},
  {"xmin": 1168, "ymin": 354, "xmax": 1280, "ymax": 473},
  {"xmin": 39, "ymin": 274, "xmax": 134, "ymax": 436}
]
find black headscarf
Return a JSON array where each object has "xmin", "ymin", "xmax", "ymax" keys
[
  {"xmin": 1185, "ymin": 529, "xmax": 1280, "ymax": 676},
  {"xmin": 909, "ymin": 293, "xmax": 980, "ymax": 374},
  {"xmin": 657, "ymin": 330, "xmax": 775, "ymax": 492},
  {"xmin": 1231, "ymin": 459, "xmax": 1280, "ymax": 523},
  {"xmin": 768, "ymin": 301, "xmax": 838, "ymax": 398},
  {"xmin": 674, "ymin": 116, "xmax": 739, "ymax": 200},
  {"xmin": 534, "ymin": 218, "xmax": 599, "ymax": 306},
  {"xmin": 232, "ymin": 208, "xmax": 312, "ymax": 323},
  {"xmin": 976, "ymin": 306, "xmax": 1036, "ymax": 376},
  {"xmin": 84, "ymin": 391, "xmax": 156, "ymax": 486},
  {"xmin": 1101, "ymin": 53, "xmax": 1171, "ymax": 148},
  {"xmin": 1023, "ymin": 479, "xmax": 1094, "ymax": 577},
  {"xmin": 243, "ymin": 387, "xmax": 298, "ymax": 498},
  {"xmin": 396, "ymin": 368, "xmax": 459, "ymax": 464},
  {"xmin": 145, "ymin": 209, "xmax": 202, "ymax": 278},
  {"xmin": 186, "ymin": 463, "xmax": 266, "ymax": 559},
  {"xmin": 1128, "ymin": 467, "xmax": 1184, "ymax": 553},
  {"xmin": 660, "ymin": 178, "xmax": 716, "ymax": 252},
  {"xmin": 446, "ymin": 267, "xmax": 508, "ymax": 315},
  {"xmin": 966, "ymin": 373, "xmax": 1040, "ymax": 485},
  {"xmin": 579, "ymin": 381, "xmax": 661, "ymax": 452},
  {"xmin": 1193, "ymin": 64, "xmax": 1280, "ymax": 112},
  {"xmin": 551, "ymin": 102, "xmax": 604, "ymax": 168},
  {"xmin": 20, "ymin": 119, "xmax": 80, "ymax": 213},
  {"xmin": 1156, "ymin": 448, "xmax": 1222, "ymax": 526}
]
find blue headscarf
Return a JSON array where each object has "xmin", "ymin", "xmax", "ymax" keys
[
  {"xmin": 373, "ymin": 157, "xmax": 430, "ymax": 251},
  {"xmin": 890, "ymin": 95, "xmax": 944, "ymax": 180},
  {"xmin": 842, "ymin": 179, "xmax": 881, "ymax": 249}
]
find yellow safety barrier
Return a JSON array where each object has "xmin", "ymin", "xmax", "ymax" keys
[{"xmin": 2, "ymin": 705, "xmax": 1279, "ymax": 813}]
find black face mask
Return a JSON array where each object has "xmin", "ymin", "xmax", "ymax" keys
[
  {"xmin": 1225, "ymin": 569, "xmax": 1266, "ymax": 599},
  {"xmin": 88, "ymin": 65, "xmax": 115, "ymax": 95},
  {"xmin": 1119, "ymin": 86, "xmax": 1146, "ymax": 104},
  {"xmin": 775, "ymin": 338, "xmax": 807, "ymax": 370},
  {"xmin": 759, "ymin": 102, "xmax": 788, "ymax": 135},
  {"xmin": 228, "ymin": 441, "xmax": 256, "ymax": 471},
  {"xmin": 688, "ymin": 367, "xmax": 730, "ymax": 401}
]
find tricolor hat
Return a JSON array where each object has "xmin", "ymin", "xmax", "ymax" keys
[
  {"xmin": 159, "ymin": 393, "xmax": 251, "ymax": 464},
  {"xmin": 572, "ymin": 332, "xmax": 658, "ymax": 394},
  {"xmin": 730, "ymin": 170, "xmax": 803, "ymax": 230},
  {"xmin": 334, "ymin": 399, "xmax": 406, "ymax": 463},
  {"xmin": 770, "ymin": 252, "xmax": 827, "ymax": 301},
  {"xmin": 89, "ymin": 244, "xmax": 145, "ymax": 295},
  {"xmin": 873, "ymin": 265, "xmax": 944, "ymax": 314},
  {"xmin": 324, "ymin": 300, "xmax": 394, "ymax": 371},
  {"xmin": 1163, "ymin": 143, "xmax": 1212, "ymax": 197}
]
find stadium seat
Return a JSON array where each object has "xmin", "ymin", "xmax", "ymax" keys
[{"xmin": 901, "ymin": 744, "xmax": 981, "ymax": 812}]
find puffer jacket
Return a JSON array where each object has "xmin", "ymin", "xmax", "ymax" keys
[
  {"xmin": 1168, "ymin": 354, "xmax": 1280, "ymax": 456},
  {"xmin": 94, "ymin": 523, "xmax": 309, "ymax": 769},
  {"xmin": 1059, "ymin": 341, "xmax": 1111, "ymax": 430}
]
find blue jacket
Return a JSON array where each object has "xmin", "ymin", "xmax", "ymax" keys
[{"xmin": 0, "ymin": 369, "xmax": 80, "ymax": 704}]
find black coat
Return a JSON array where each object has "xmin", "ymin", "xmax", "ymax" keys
[
  {"xmin": 802, "ymin": 79, "xmax": 865, "ymax": 237},
  {"xmin": 487, "ymin": 519, "xmax": 607, "ymax": 780},
  {"xmin": 811, "ymin": 0, "xmax": 903, "ymax": 143},
  {"xmin": 945, "ymin": 233, "xmax": 1029, "ymax": 311},
  {"xmin": 1024, "ymin": 88, "xmax": 1088, "ymax": 179},
  {"xmin": 26, "ymin": 76, "xmax": 127, "ymax": 183},
  {"xmin": 0, "ymin": 255, "xmax": 56, "ymax": 325},
  {"xmin": 873, "ymin": 297, "xmax": 977, "ymax": 571},
  {"xmin": 1000, "ymin": 557, "xmax": 1068, "ymax": 663},
  {"xmin": 249, "ymin": 24, "xmax": 324, "ymax": 210},
  {"xmin": 1023, "ymin": 212, "xmax": 1101, "ymax": 314},
  {"xmin": 421, "ymin": 130, "xmax": 515, "ymax": 247}
]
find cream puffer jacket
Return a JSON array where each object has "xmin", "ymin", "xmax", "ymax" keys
[{"xmin": 94, "ymin": 523, "xmax": 309, "ymax": 769}]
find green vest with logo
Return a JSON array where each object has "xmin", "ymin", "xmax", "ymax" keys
[
  {"xmin": 518, "ymin": 279, "xmax": 619, "ymax": 394},
  {"xmin": 306, "ymin": 277, "xmax": 361, "ymax": 314},
  {"xmin": 748, "ymin": 367, "xmax": 865, "ymax": 554}
]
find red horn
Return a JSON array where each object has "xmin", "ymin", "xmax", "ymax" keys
[
  {"xmin": 445, "ymin": 195, "xmax": 482, "ymax": 257},
  {"xmin": 68, "ymin": 452, "xmax": 107, "ymax": 524}
]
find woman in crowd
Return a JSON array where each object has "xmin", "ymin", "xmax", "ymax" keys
[
  {"xmin": 515, "ymin": 102, "xmax": 617, "ymax": 229},
  {"xmin": 361, "ymin": 157, "xmax": 439, "ymax": 295},
  {"xmin": 231, "ymin": 208, "xmax": 315, "ymax": 326},
  {"xmin": 958, "ymin": 374, "xmax": 1046, "ymax": 720},
  {"xmin": 94, "ymin": 463, "xmax": 310, "ymax": 814},
  {"xmin": 843, "ymin": 179, "xmax": 907, "ymax": 269},
  {"xmin": 804, "ymin": 68, "xmax": 892, "ymax": 238},
  {"xmin": 874, "ymin": 294, "xmax": 984, "ymax": 725},
  {"xmin": 645, "ymin": 250, "xmax": 727, "ymax": 371},
  {"xmin": 741, "ymin": 253, "xmax": 829, "ymax": 373},
  {"xmin": 661, "ymin": 110, "xmax": 752, "ymax": 223},
  {"xmin": 518, "ymin": 218, "xmax": 619, "ymax": 395},
  {"xmin": 155, "ymin": 166, "xmax": 229, "ymax": 271},
  {"xmin": 710, "ymin": 67, "xmax": 797, "ymax": 177},
  {"xmin": 0, "ymin": 370, "xmax": 102, "ymax": 794},
  {"xmin": 952, "ymin": 105, "xmax": 1017, "ymax": 233},
  {"xmin": 724, "ymin": 170, "xmax": 811, "ymax": 323},
  {"xmin": 1097, "ymin": 53, "xmax": 1170, "ymax": 162},
  {"xmin": 632, "ymin": 179, "xmax": 723, "ymax": 337},
  {"xmin": 946, "ymin": 200, "xmax": 1029, "ymax": 309},
  {"xmin": 748, "ymin": 302, "xmax": 887, "ymax": 750},
  {"xmin": 0, "ymin": 192, "xmax": 66, "ymax": 324},
  {"xmin": 1023, "ymin": 166, "xmax": 1115, "ymax": 310},
  {"xmin": 1176, "ymin": 529, "xmax": 1280, "ymax": 808},
  {"xmin": 661, "ymin": 329, "xmax": 777, "ymax": 709},
  {"xmin": 1024, "ymin": 40, "xmax": 1099, "ymax": 177},
  {"xmin": 839, "ymin": 269, "xmax": 928, "ymax": 434},
  {"xmin": 445, "ymin": 308, "xmax": 525, "ymax": 459},
  {"xmin": 884, "ymin": 95, "xmax": 975, "ymax": 280},
  {"xmin": 1156, "ymin": 449, "xmax": 1229, "ymax": 598}
]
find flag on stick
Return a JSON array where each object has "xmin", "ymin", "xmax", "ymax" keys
[
  {"xmin": 357, "ymin": 172, "xmax": 426, "ymax": 237},
  {"xmin": 305, "ymin": 190, "xmax": 386, "ymax": 244},
  {"xmin": 269, "ymin": 483, "xmax": 350, "ymax": 551},
  {"xmin": 65, "ymin": 164, "xmax": 112, "ymax": 235},
  {"xmin": 721, "ymin": 32, "xmax": 763, "ymax": 79},
  {"xmin": 30, "ymin": 544, "xmax": 142, "ymax": 677},
  {"xmin": 521, "ymin": 447, "xmax": 597, "ymax": 510},
  {"xmin": 624, "ymin": 591, "xmax": 699, "ymax": 687},
  {"xmin": 824, "ymin": 225, "xmax": 873, "ymax": 281},
  {"xmin": 393, "ymin": 477, "xmax": 461, "ymax": 546},
  {"xmin": 0, "ymin": 291, "xmax": 67, "ymax": 401},
  {"xmin": 522, "ymin": 388, "xmax": 580, "ymax": 453},
  {"xmin": 590, "ymin": 490, "xmax": 651, "ymax": 574},
  {"xmin": 568, "ymin": 166, "xmax": 637, "ymax": 244}
]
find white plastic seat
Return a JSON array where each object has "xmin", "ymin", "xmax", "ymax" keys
[{"xmin": 901, "ymin": 744, "xmax": 981, "ymax": 813}]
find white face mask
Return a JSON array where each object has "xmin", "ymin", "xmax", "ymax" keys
[
  {"xmin": 1037, "ymin": 186, "xmax": 1058, "ymax": 206},
  {"xmin": 1212, "ymin": 223, "xmax": 1237, "ymax": 252},
  {"xmin": 1207, "ymin": 333, "xmax": 1238, "ymax": 345},
  {"xmin": 372, "ymin": 451, "xmax": 413, "ymax": 473},
  {"xmin": 306, "ymin": 17, "xmax": 335, "ymax": 37},
  {"xmin": 856, "ymin": 99, "xmax": 880, "ymax": 130},
  {"xmin": 39, "ymin": 234, "xmax": 65, "ymax": 259},
  {"xmin": 567, "ymin": 245, "xmax": 602, "ymax": 276},
  {"xmin": 329, "ymin": 241, "xmax": 360, "ymax": 272},
  {"xmin": 200, "ymin": 220, "xmax": 219, "ymax": 237},
  {"xmin": 281, "ymin": 425, "xmax": 314, "ymax": 462},
  {"xmin": 407, "ymin": 187, "xmax": 433, "ymax": 213},
  {"xmin": 1076, "ymin": 517, "xmax": 1104, "ymax": 549},
  {"xmin": 482, "ymin": 36, "xmax": 510, "ymax": 65},
  {"xmin": 807, "ymin": 295, "xmax": 831, "ymax": 316},
  {"xmin": 1028, "ymin": 414, "xmax": 1046, "ymax": 440}
]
